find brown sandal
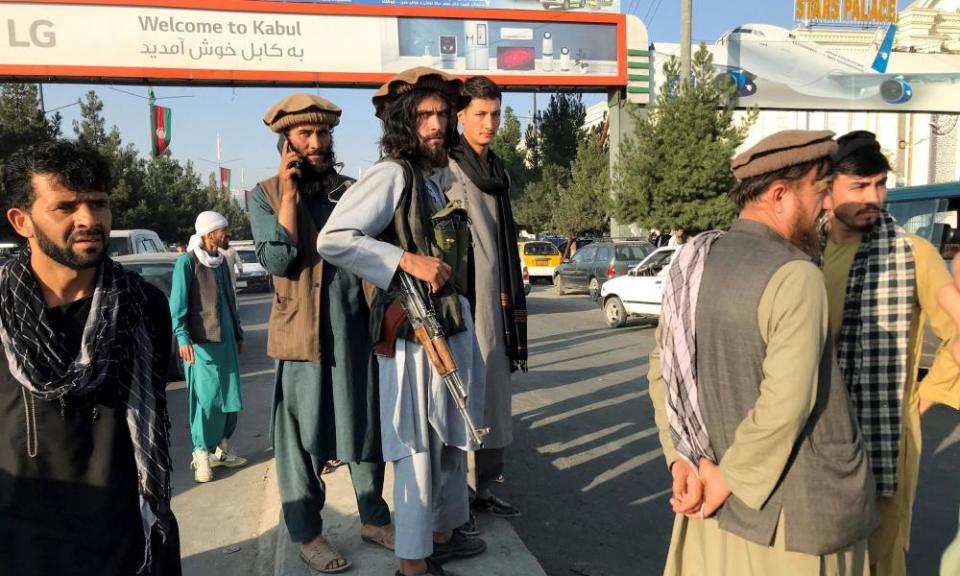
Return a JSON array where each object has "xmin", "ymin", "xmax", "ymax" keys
[
  {"xmin": 361, "ymin": 523, "xmax": 396, "ymax": 551},
  {"xmin": 299, "ymin": 535, "xmax": 352, "ymax": 574}
]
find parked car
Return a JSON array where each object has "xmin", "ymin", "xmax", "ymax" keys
[
  {"xmin": 114, "ymin": 252, "xmax": 184, "ymax": 380},
  {"xmin": 232, "ymin": 245, "xmax": 271, "ymax": 292},
  {"xmin": 518, "ymin": 241, "xmax": 563, "ymax": 282},
  {"xmin": 553, "ymin": 240, "xmax": 656, "ymax": 296},
  {"xmin": 598, "ymin": 246, "xmax": 680, "ymax": 327},
  {"xmin": 108, "ymin": 229, "xmax": 168, "ymax": 257}
]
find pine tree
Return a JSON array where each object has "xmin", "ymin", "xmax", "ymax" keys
[
  {"xmin": 614, "ymin": 44, "xmax": 757, "ymax": 232},
  {"xmin": 553, "ymin": 126, "xmax": 610, "ymax": 241}
]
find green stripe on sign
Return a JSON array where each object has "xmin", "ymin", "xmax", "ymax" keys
[
  {"xmin": 627, "ymin": 86, "xmax": 650, "ymax": 94},
  {"xmin": 628, "ymin": 74, "xmax": 649, "ymax": 82},
  {"xmin": 627, "ymin": 49, "xmax": 649, "ymax": 57},
  {"xmin": 627, "ymin": 62, "xmax": 650, "ymax": 69}
]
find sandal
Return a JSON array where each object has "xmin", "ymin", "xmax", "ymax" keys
[
  {"xmin": 395, "ymin": 557, "xmax": 448, "ymax": 576},
  {"xmin": 299, "ymin": 535, "xmax": 352, "ymax": 574},
  {"xmin": 361, "ymin": 523, "xmax": 396, "ymax": 551}
]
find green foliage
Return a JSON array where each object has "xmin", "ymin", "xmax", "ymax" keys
[
  {"xmin": 614, "ymin": 44, "xmax": 757, "ymax": 232},
  {"xmin": 538, "ymin": 93, "xmax": 586, "ymax": 168},
  {"xmin": 514, "ymin": 164, "xmax": 568, "ymax": 233},
  {"xmin": 552, "ymin": 126, "xmax": 609, "ymax": 239},
  {"xmin": 490, "ymin": 106, "xmax": 531, "ymax": 195}
]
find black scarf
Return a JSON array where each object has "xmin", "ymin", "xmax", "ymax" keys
[
  {"xmin": 0, "ymin": 248, "xmax": 173, "ymax": 573},
  {"xmin": 451, "ymin": 141, "xmax": 528, "ymax": 372}
]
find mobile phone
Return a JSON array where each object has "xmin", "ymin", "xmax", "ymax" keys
[{"xmin": 276, "ymin": 134, "xmax": 305, "ymax": 173}]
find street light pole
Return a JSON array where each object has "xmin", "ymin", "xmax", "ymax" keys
[{"xmin": 680, "ymin": 0, "xmax": 692, "ymax": 83}]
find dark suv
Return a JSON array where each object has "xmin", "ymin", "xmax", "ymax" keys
[{"xmin": 553, "ymin": 240, "xmax": 655, "ymax": 296}]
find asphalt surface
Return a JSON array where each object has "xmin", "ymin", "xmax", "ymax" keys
[{"xmin": 165, "ymin": 283, "xmax": 960, "ymax": 576}]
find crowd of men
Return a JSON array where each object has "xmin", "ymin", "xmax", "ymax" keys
[{"xmin": 0, "ymin": 64, "xmax": 958, "ymax": 576}]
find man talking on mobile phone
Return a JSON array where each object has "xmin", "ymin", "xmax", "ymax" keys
[{"xmin": 248, "ymin": 94, "xmax": 393, "ymax": 574}]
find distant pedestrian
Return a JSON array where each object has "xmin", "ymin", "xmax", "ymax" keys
[
  {"xmin": 822, "ymin": 131, "xmax": 960, "ymax": 576},
  {"xmin": 170, "ymin": 210, "xmax": 246, "ymax": 484},
  {"xmin": 249, "ymin": 93, "xmax": 392, "ymax": 573},
  {"xmin": 648, "ymin": 130, "xmax": 876, "ymax": 575},
  {"xmin": 666, "ymin": 225, "xmax": 685, "ymax": 246},
  {"xmin": 0, "ymin": 139, "xmax": 181, "ymax": 575},
  {"xmin": 449, "ymin": 76, "xmax": 526, "ymax": 528}
]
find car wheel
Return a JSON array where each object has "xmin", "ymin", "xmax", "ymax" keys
[
  {"xmin": 588, "ymin": 277, "xmax": 600, "ymax": 299},
  {"xmin": 555, "ymin": 274, "xmax": 567, "ymax": 295},
  {"xmin": 603, "ymin": 296, "xmax": 627, "ymax": 328}
]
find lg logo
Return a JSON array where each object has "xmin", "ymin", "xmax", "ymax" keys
[{"xmin": 7, "ymin": 19, "xmax": 56, "ymax": 48}]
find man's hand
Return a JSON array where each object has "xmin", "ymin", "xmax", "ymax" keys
[
  {"xmin": 399, "ymin": 252, "xmax": 451, "ymax": 294},
  {"xmin": 698, "ymin": 458, "xmax": 732, "ymax": 518},
  {"xmin": 178, "ymin": 344, "xmax": 195, "ymax": 366},
  {"xmin": 278, "ymin": 140, "xmax": 301, "ymax": 203},
  {"xmin": 669, "ymin": 459, "xmax": 704, "ymax": 517}
]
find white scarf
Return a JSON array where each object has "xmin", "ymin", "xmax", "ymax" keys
[{"xmin": 188, "ymin": 234, "xmax": 224, "ymax": 268}]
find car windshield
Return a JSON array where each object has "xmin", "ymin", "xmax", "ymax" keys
[
  {"xmin": 122, "ymin": 263, "xmax": 175, "ymax": 297},
  {"xmin": 524, "ymin": 242, "xmax": 559, "ymax": 256},
  {"xmin": 616, "ymin": 244, "xmax": 651, "ymax": 261},
  {"xmin": 237, "ymin": 250, "xmax": 259, "ymax": 264},
  {"xmin": 108, "ymin": 237, "xmax": 130, "ymax": 257}
]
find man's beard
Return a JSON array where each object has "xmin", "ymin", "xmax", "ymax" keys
[
  {"xmin": 302, "ymin": 146, "xmax": 336, "ymax": 175},
  {"xmin": 35, "ymin": 224, "xmax": 107, "ymax": 270},
  {"xmin": 788, "ymin": 211, "xmax": 822, "ymax": 260},
  {"xmin": 418, "ymin": 136, "xmax": 449, "ymax": 169},
  {"xmin": 834, "ymin": 205, "xmax": 880, "ymax": 233}
]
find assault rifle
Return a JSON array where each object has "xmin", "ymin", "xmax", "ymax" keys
[{"xmin": 395, "ymin": 271, "xmax": 490, "ymax": 446}]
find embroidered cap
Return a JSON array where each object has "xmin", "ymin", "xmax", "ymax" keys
[
  {"xmin": 263, "ymin": 93, "xmax": 341, "ymax": 133},
  {"xmin": 732, "ymin": 130, "xmax": 837, "ymax": 180},
  {"xmin": 371, "ymin": 67, "xmax": 463, "ymax": 119}
]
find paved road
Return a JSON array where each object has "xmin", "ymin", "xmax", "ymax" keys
[
  {"xmin": 166, "ymin": 284, "xmax": 960, "ymax": 576},
  {"xmin": 497, "ymin": 284, "xmax": 960, "ymax": 576}
]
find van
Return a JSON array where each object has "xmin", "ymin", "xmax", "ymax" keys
[{"xmin": 108, "ymin": 229, "xmax": 168, "ymax": 257}]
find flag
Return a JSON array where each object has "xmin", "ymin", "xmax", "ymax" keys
[
  {"xmin": 220, "ymin": 167, "xmax": 231, "ymax": 200},
  {"xmin": 244, "ymin": 189, "xmax": 251, "ymax": 210},
  {"xmin": 151, "ymin": 104, "xmax": 172, "ymax": 156}
]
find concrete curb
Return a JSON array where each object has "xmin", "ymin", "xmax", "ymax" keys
[{"xmin": 255, "ymin": 461, "xmax": 547, "ymax": 576}]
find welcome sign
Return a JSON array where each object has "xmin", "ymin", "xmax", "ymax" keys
[{"xmin": 795, "ymin": 0, "xmax": 898, "ymax": 25}]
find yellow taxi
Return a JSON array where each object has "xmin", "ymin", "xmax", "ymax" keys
[{"xmin": 518, "ymin": 241, "xmax": 562, "ymax": 281}]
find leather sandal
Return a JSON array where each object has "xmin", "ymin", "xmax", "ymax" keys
[
  {"xmin": 299, "ymin": 535, "xmax": 352, "ymax": 574},
  {"xmin": 361, "ymin": 523, "xmax": 396, "ymax": 551}
]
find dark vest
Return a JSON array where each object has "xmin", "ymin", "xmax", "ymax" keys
[
  {"xmin": 368, "ymin": 158, "xmax": 467, "ymax": 344},
  {"xmin": 187, "ymin": 251, "xmax": 241, "ymax": 344},
  {"xmin": 696, "ymin": 220, "xmax": 877, "ymax": 555}
]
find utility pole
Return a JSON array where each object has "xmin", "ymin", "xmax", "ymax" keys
[{"xmin": 680, "ymin": 0, "xmax": 692, "ymax": 83}]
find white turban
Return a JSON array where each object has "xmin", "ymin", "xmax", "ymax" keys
[{"xmin": 195, "ymin": 211, "xmax": 229, "ymax": 237}]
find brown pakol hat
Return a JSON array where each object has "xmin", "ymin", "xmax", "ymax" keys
[
  {"xmin": 372, "ymin": 67, "xmax": 463, "ymax": 119},
  {"xmin": 732, "ymin": 130, "xmax": 837, "ymax": 180},
  {"xmin": 263, "ymin": 93, "xmax": 341, "ymax": 133}
]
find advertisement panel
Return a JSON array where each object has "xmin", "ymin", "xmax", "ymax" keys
[
  {"xmin": 652, "ymin": 24, "xmax": 960, "ymax": 113},
  {"xmin": 0, "ymin": 0, "xmax": 625, "ymax": 87},
  {"xmin": 272, "ymin": 0, "xmax": 620, "ymax": 15}
]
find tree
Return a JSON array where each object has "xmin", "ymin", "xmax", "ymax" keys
[
  {"xmin": 552, "ymin": 126, "xmax": 610, "ymax": 241},
  {"xmin": 490, "ymin": 106, "xmax": 530, "ymax": 194},
  {"xmin": 514, "ymin": 164, "xmax": 568, "ymax": 233},
  {"xmin": 0, "ymin": 83, "xmax": 61, "ymax": 240},
  {"xmin": 538, "ymin": 93, "xmax": 586, "ymax": 169},
  {"xmin": 613, "ymin": 44, "xmax": 757, "ymax": 232},
  {"xmin": 73, "ymin": 91, "xmax": 111, "ymax": 150}
]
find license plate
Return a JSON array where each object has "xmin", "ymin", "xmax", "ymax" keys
[
  {"xmin": 236, "ymin": 280, "xmax": 248, "ymax": 288},
  {"xmin": 535, "ymin": 258, "xmax": 549, "ymax": 265}
]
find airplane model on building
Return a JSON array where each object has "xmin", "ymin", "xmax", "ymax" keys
[{"xmin": 716, "ymin": 24, "xmax": 925, "ymax": 105}]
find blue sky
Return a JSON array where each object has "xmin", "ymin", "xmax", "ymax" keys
[{"xmin": 39, "ymin": 0, "xmax": 908, "ymax": 191}]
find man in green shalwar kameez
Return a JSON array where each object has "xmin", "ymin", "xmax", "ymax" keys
[
  {"xmin": 249, "ymin": 94, "xmax": 393, "ymax": 574},
  {"xmin": 170, "ymin": 210, "xmax": 246, "ymax": 484}
]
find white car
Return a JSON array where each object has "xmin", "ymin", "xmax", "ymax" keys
[
  {"xmin": 598, "ymin": 246, "xmax": 679, "ymax": 328},
  {"xmin": 233, "ymin": 245, "xmax": 271, "ymax": 292}
]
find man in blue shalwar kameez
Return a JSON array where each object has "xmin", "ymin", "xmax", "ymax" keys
[{"xmin": 170, "ymin": 210, "xmax": 246, "ymax": 483}]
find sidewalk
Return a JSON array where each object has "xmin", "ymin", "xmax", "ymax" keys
[{"xmin": 257, "ymin": 462, "xmax": 548, "ymax": 576}]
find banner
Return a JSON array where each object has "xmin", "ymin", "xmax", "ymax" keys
[
  {"xmin": 220, "ymin": 167, "xmax": 231, "ymax": 200},
  {"xmin": 274, "ymin": 0, "xmax": 620, "ymax": 14},
  {"xmin": 0, "ymin": 0, "xmax": 629, "ymax": 88},
  {"xmin": 150, "ymin": 104, "xmax": 172, "ymax": 155}
]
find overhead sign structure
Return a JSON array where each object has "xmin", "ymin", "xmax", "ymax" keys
[
  {"xmin": 0, "ymin": 0, "xmax": 645, "ymax": 90},
  {"xmin": 794, "ymin": 0, "xmax": 897, "ymax": 25},
  {"xmin": 275, "ymin": 0, "xmax": 620, "ymax": 14},
  {"xmin": 652, "ymin": 23, "xmax": 960, "ymax": 113}
]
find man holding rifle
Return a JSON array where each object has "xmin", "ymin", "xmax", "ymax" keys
[{"xmin": 317, "ymin": 67, "xmax": 487, "ymax": 576}]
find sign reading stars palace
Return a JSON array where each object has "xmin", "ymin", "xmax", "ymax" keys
[{"xmin": 795, "ymin": 0, "xmax": 898, "ymax": 25}]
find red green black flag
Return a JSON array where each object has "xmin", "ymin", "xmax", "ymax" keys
[
  {"xmin": 151, "ymin": 105, "xmax": 172, "ymax": 156},
  {"xmin": 220, "ymin": 167, "xmax": 231, "ymax": 200}
]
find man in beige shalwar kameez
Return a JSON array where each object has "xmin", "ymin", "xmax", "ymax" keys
[{"xmin": 648, "ymin": 130, "xmax": 878, "ymax": 576}]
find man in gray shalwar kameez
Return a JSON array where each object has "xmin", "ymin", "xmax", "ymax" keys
[
  {"xmin": 447, "ymin": 76, "xmax": 527, "ymax": 526},
  {"xmin": 317, "ymin": 67, "xmax": 487, "ymax": 576}
]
